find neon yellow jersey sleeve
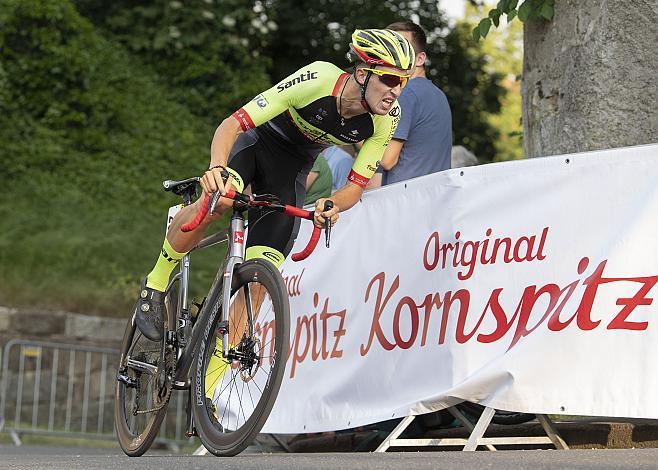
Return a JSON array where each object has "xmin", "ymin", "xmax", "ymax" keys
[
  {"xmin": 347, "ymin": 103, "xmax": 401, "ymax": 188},
  {"xmin": 232, "ymin": 61, "xmax": 344, "ymax": 130}
]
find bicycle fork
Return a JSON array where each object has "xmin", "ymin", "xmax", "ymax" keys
[
  {"xmin": 179, "ymin": 211, "xmax": 246, "ymax": 437},
  {"xmin": 220, "ymin": 212, "xmax": 249, "ymax": 356}
]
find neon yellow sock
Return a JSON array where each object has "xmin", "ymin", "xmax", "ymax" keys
[
  {"xmin": 205, "ymin": 337, "xmax": 231, "ymax": 399},
  {"xmin": 145, "ymin": 238, "xmax": 186, "ymax": 291},
  {"xmin": 246, "ymin": 245, "xmax": 285, "ymax": 269}
]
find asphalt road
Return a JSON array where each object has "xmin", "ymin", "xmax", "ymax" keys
[{"xmin": 2, "ymin": 445, "xmax": 658, "ymax": 470}]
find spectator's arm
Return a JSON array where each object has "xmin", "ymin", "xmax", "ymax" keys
[
  {"xmin": 379, "ymin": 138, "xmax": 404, "ymax": 171},
  {"xmin": 306, "ymin": 171, "xmax": 319, "ymax": 191}
]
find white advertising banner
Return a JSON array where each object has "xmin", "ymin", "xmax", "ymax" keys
[{"xmin": 261, "ymin": 144, "xmax": 658, "ymax": 433}]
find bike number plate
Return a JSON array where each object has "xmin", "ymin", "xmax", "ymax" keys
[{"xmin": 166, "ymin": 204, "xmax": 183, "ymax": 232}]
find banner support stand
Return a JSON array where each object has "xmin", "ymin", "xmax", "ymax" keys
[{"xmin": 374, "ymin": 406, "xmax": 569, "ymax": 452}]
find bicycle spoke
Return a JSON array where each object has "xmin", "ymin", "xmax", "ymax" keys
[
  {"xmin": 194, "ymin": 260, "xmax": 288, "ymax": 455},
  {"xmin": 243, "ymin": 284, "xmax": 254, "ymax": 337},
  {"xmin": 246, "ymin": 376, "xmax": 257, "ymax": 410},
  {"xmin": 237, "ymin": 377, "xmax": 248, "ymax": 427}
]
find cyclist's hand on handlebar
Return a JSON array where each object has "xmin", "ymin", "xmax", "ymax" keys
[
  {"xmin": 313, "ymin": 198, "xmax": 339, "ymax": 228},
  {"xmin": 200, "ymin": 166, "xmax": 233, "ymax": 197}
]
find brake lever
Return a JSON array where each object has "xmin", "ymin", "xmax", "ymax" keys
[
  {"xmin": 209, "ymin": 192, "xmax": 221, "ymax": 214},
  {"xmin": 208, "ymin": 169, "xmax": 232, "ymax": 214},
  {"xmin": 323, "ymin": 200, "xmax": 334, "ymax": 248}
]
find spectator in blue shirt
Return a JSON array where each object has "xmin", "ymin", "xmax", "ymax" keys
[
  {"xmin": 322, "ymin": 146, "xmax": 354, "ymax": 192},
  {"xmin": 322, "ymin": 145, "xmax": 382, "ymax": 191},
  {"xmin": 379, "ymin": 21, "xmax": 453, "ymax": 186}
]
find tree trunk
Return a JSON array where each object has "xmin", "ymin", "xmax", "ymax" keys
[{"xmin": 522, "ymin": 0, "xmax": 658, "ymax": 157}]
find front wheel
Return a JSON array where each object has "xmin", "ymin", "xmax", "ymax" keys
[{"xmin": 193, "ymin": 259, "xmax": 290, "ymax": 456}]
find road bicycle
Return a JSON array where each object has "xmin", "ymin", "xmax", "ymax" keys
[{"xmin": 114, "ymin": 173, "xmax": 331, "ymax": 456}]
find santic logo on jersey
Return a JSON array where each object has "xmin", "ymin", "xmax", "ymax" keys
[
  {"xmin": 277, "ymin": 71, "xmax": 318, "ymax": 92},
  {"xmin": 252, "ymin": 94, "xmax": 268, "ymax": 108}
]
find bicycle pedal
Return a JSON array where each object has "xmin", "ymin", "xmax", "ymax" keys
[{"xmin": 117, "ymin": 372, "xmax": 138, "ymax": 389}]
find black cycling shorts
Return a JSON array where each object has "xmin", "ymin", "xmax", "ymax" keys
[{"xmin": 227, "ymin": 127, "xmax": 315, "ymax": 266}]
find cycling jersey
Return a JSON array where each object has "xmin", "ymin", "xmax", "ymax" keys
[{"xmin": 232, "ymin": 61, "xmax": 401, "ymax": 188}]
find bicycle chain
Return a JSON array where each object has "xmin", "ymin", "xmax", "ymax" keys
[{"xmin": 133, "ymin": 347, "xmax": 175, "ymax": 416}]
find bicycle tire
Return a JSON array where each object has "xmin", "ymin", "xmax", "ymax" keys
[
  {"xmin": 114, "ymin": 286, "xmax": 177, "ymax": 456},
  {"xmin": 193, "ymin": 259, "xmax": 290, "ymax": 456},
  {"xmin": 456, "ymin": 402, "xmax": 536, "ymax": 426}
]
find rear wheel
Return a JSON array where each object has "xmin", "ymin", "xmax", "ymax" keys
[
  {"xmin": 114, "ymin": 287, "xmax": 177, "ymax": 456},
  {"xmin": 193, "ymin": 259, "xmax": 289, "ymax": 456}
]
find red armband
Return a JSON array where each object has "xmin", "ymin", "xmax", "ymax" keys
[
  {"xmin": 232, "ymin": 108, "xmax": 255, "ymax": 131},
  {"xmin": 347, "ymin": 170, "xmax": 369, "ymax": 189}
]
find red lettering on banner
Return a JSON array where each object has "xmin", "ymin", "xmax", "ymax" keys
[
  {"xmin": 423, "ymin": 227, "xmax": 549, "ymax": 280},
  {"xmin": 436, "ymin": 290, "xmax": 472, "ymax": 344},
  {"xmin": 419, "ymin": 294, "xmax": 443, "ymax": 346},
  {"xmin": 508, "ymin": 284, "xmax": 569, "ymax": 349},
  {"xmin": 476, "ymin": 288, "xmax": 512, "ymax": 343},
  {"xmin": 281, "ymin": 268, "xmax": 305, "ymax": 297},
  {"xmin": 360, "ymin": 273, "xmax": 398, "ymax": 356},
  {"xmin": 392, "ymin": 297, "xmax": 419, "ymax": 349},
  {"xmin": 570, "ymin": 258, "xmax": 656, "ymax": 331},
  {"xmin": 289, "ymin": 315, "xmax": 311, "ymax": 378},
  {"xmin": 286, "ymin": 293, "xmax": 347, "ymax": 379},
  {"xmin": 608, "ymin": 277, "xmax": 656, "ymax": 330},
  {"xmin": 423, "ymin": 233, "xmax": 440, "ymax": 271},
  {"xmin": 359, "ymin": 256, "xmax": 658, "ymax": 355}
]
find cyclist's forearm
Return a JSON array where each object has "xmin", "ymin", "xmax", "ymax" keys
[
  {"xmin": 210, "ymin": 117, "xmax": 243, "ymax": 168},
  {"xmin": 330, "ymin": 183, "xmax": 363, "ymax": 212}
]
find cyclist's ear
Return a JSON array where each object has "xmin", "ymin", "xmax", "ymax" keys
[{"xmin": 354, "ymin": 65, "xmax": 367, "ymax": 83}]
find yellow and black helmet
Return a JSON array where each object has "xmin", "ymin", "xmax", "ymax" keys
[{"xmin": 348, "ymin": 29, "xmax": 415, "ymax": 70}]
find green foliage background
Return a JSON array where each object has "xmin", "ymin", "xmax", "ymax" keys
[
  {"xmin": 0, "ymin": 0, "xmax": 222, "ymax": 314},
  {"xmin": 0, "ymin": 0, "xmax": 513, "ymax": 316}
]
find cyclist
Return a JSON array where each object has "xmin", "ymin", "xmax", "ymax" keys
[{"xmin": 135, "ymin": 29, "xmax": 415, "ymax": 344}]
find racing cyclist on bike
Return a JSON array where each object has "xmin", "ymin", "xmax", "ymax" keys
[{"xmin": 134, "ymin": 29, "xmax": 415, "ymax": 348}]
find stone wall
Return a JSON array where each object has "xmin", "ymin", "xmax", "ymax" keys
[
  {"xmin": 0, "ymin": 306, "xmax": 125, "ymax": 349},
  {"xmin": 522, "ymin": 0, "xmax": 657, "ymax": 157}
]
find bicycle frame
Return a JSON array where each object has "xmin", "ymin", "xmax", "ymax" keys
[
  {"xmin": 160, "ymin": 180, "xmax": 329, "ymax": 391},
  {"xmin": 168, "ymin": 211, "xmax": 246, "ymax": 389},
  {"xmin": 116, "ymin": 175, "xmax": 328, "ymax": 450}
]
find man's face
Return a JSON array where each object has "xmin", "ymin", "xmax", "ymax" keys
[
  {"xmin": 357, "ymin": 64, "xmax": 411, "ymax": 115},
  {"xmin": 396, "ymin": 30, "xmax": 424, "ymax": 69}
]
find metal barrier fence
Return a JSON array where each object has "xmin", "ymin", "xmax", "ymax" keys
[{"xmin": 0, "ymin": 339, "xmax": 190, "ymax": 448}]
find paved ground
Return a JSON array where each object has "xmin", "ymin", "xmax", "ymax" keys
[
  {"xmin": 2, "ymin": 445, "xmax": 658, "ymax": 470},
  {"xmin": 281, "ymin": 417, "xmax": 658, "ymax": 452}
]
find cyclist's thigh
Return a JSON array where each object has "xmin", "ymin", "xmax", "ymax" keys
[
  {"xmin": 204, "ymin": 130, "xmax": 260, "ymax": 219},
  {"xmin": 226, "ymin": 130, "xmax": 260, "ymax": 192},
  {"xmin": 246, "ymin": 147, "xmax": 313, "ymax": 264}
]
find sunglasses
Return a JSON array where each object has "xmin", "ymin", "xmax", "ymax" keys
[{"xmin": 362, "ymin": 68, "xmax": 411, "ymax": 89}]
